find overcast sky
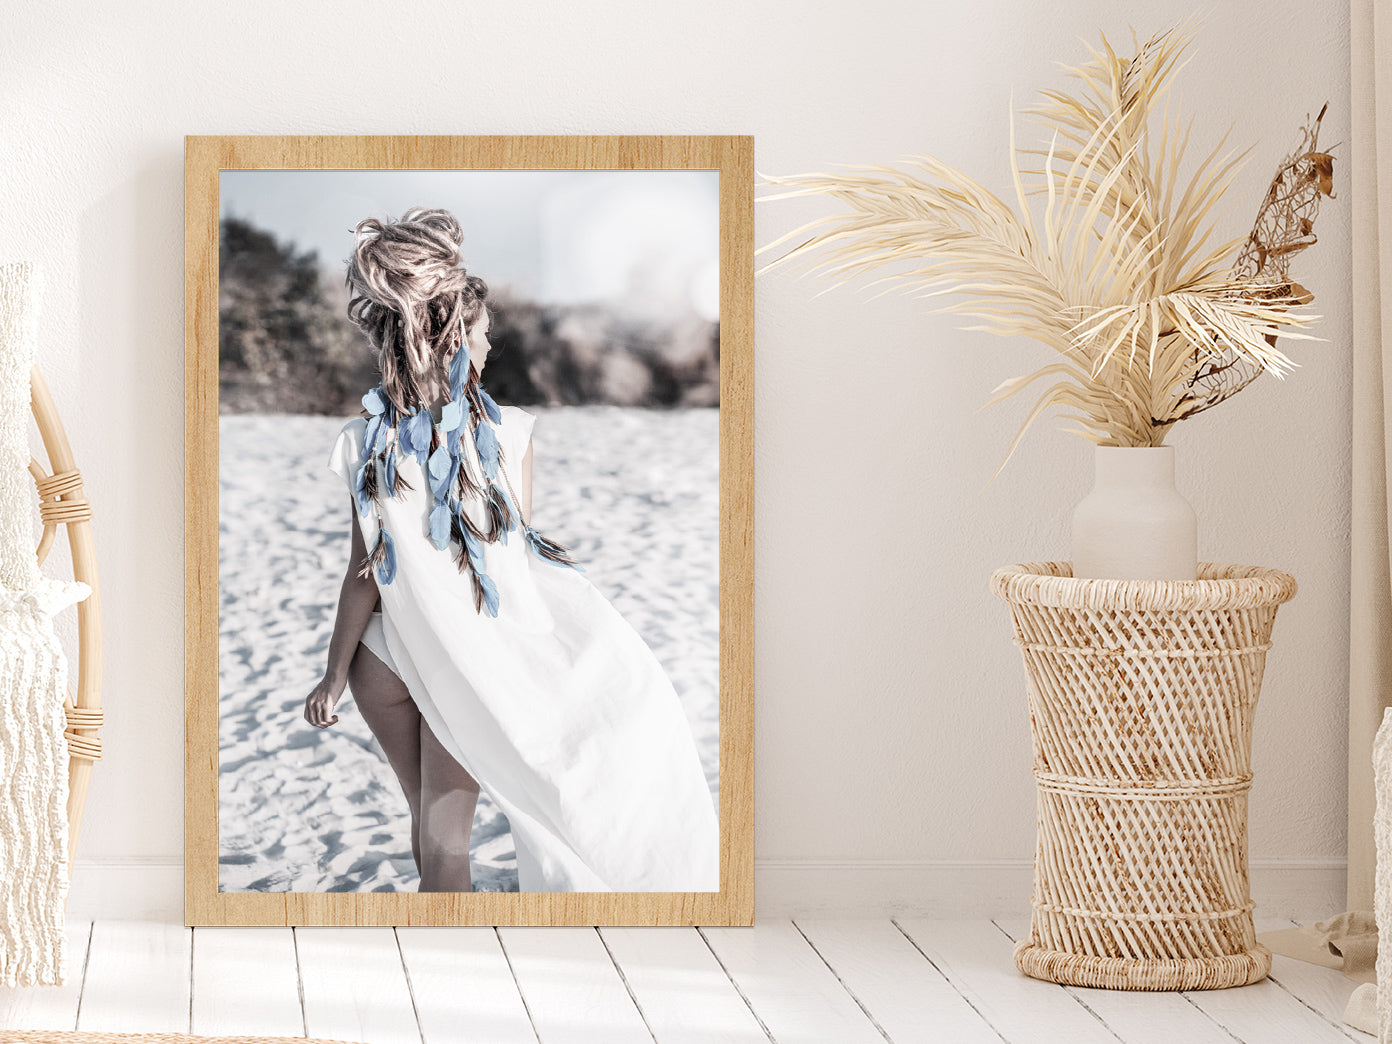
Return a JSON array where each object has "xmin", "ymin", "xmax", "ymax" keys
[{"xmin": 220, "ymin": 170, "xmax": 720, "ymax": 322}]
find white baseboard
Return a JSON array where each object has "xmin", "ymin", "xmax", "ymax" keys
[
  {"xmin": 62, "ymin": 857, "xmax": 1348, "ymax": 923},
  {"xmin": 754, "ymin": 860, "xmax": 1038, "ymax": 919},
  {"xmin": 65, "ymin": 858, "xmax": 183, "ymax": 922},
  {"xmin": 752, "ymin": 859, "xmax": 1349, "ymax": 922},
  {"xmin": 1247, "ymin": 860, "xmax": 1350, "ymax": 921}
]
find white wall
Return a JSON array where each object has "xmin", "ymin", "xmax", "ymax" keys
[{"xmin": 3, "ymin": 0, "xmax": 1352, "ymax": 919}]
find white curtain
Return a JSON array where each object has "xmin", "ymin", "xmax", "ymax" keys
[{"xmin": 1348, "ymin": 0, "xmax": 1392, "ymax": 912}]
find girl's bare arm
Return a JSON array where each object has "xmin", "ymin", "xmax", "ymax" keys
[{"xmin": 304, "ymin": 499, "xmax": 380, "ymax": 728}]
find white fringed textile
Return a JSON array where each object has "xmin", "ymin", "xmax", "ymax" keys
[
  {"xmin": 1374, "ymin": 707, "xmax": 1392, "ymax": 1041},
  {"xmin": 0, "ymin": 262, "xmax": 89, "ymax": 987}
]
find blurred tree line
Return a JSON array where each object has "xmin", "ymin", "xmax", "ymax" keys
[{"xmin": 218, "ymin": 217, "xmax": 720, "ymax": 415}]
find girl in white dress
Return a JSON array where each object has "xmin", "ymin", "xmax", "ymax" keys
[{"xmin": 302, "ymin": 207, "xmax": 718, "ymax": 893}]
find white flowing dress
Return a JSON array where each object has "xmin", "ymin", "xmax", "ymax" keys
[{"xmin": 327, "ymin": 406, "xmax": 719, "ymax": 892}]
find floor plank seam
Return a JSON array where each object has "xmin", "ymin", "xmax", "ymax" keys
[
  {"xmin": 70, "ymin": 920, "xmax": 94, "ymax": 1033},
  {"xmin": 187, "ymin": 927, "xmax": 195, "ymax": 1035},
  {"xmin": 889, "ymin": 920, "xmax": 1008, "ymax": 1044},
  {"xmin": 1177, "ymin": 993, "xmax": 1244, "ymax": 1043},
  {"xmin": 788, "ymin": 921, "xmax": 892, "ymax": 1042},
  {"xmin": 986, "ymin": 920, "xmax": 1017, "ymax": 945},
  {"xmin": 291, "ymin": 927, "xmax": 309, "ymax": 1040},
  {"xmin": 492, "ymin": 928, "xmax": 542, "ymax": 1043},
  {"xmin": 694, "ymin": 927, "xmax": 775, "ymax": 1043},
  {"xmin": 1264, "ymin": 972, "xmax": 1363, "ymax": 1042},
  {"xmin": 989, "ymin": 920, "xmax": 1124, "ymax": 1043},
  {"xmin": 594, "ymin": 928, "xmax": 657, "ymax": 1044},
  {"xmin": 1056, "ymin": 991, "xmax": 1123, "ymax": 1044},
  {"xmin": 391, "ymin": 928, "xmax": 428, "ymax": 1044}
]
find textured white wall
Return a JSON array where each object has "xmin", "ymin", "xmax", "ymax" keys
[{"xmin": 1, "ymin": 0, "xmax": 1352, "ymax": 917}]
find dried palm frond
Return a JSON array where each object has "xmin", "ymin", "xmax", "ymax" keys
[{"xmin": 758, "ymin": 24, "xmax": 1328, "ymax": 464}]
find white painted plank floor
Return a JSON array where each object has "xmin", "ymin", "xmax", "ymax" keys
[{"xmin": 0, "ymin": 919, "xmax": 1371, "ymax": 1043}]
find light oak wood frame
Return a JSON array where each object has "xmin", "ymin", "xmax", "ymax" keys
[{"xmin": 185, "ymin": 135, "xmax": 754, "ymax": 927}]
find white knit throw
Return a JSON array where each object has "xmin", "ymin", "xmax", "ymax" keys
[{"xmin": 0, "ymin": 262, "xmax": 89, "ymax": 987}]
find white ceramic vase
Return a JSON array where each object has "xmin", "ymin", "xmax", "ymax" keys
[{"xmin": 1071, "ymin": 445, "xmax": 1198, "ymax": 581}]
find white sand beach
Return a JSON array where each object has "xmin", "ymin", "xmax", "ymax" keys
[{"xmin": 217, "ymin": 406, "xmax": 719, "ymax": 893}]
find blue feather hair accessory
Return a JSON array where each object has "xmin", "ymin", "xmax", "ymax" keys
[
  {"xmin": 351, "ymin": 376, "xmax": 524, "ymax": 616},
  {"xmin": 350, "ymin": 317, "xmax": 582, "ymax": 614}
]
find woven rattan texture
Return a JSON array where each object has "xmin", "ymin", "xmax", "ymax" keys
[{"xmin": 991, "ymin": 562, "xmax": 1297, "ymax": 990}]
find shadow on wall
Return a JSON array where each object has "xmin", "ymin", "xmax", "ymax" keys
[{"xmin": 217, "ymin": 217, "xmax": 719, "ymax": 415}]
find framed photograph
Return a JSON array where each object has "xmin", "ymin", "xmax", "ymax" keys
[{"xmin": 185, "ymin": 136, "xmax": 753, "ymax": 926}]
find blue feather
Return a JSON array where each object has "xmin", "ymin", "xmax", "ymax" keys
[
  {"xmin": 429, "ymin": 504, "xmax": 451, "ymax": 550},
  {"xmin": 362, "ymin": 388, "xmax": 388, "ymax": 415},
  {"xmin": 478, "ymin": 386, "xmax": 503, "ymax": 424},
  {"xmin": 494, "ymin": 481, "xmax": 517, "ymax": 520},
  {"xmin": 397, "ymin": 413, "xmax": 418, "ymax": 455},
  {"xmin": 363, "ymin": 414, "xmax": 383, "ymax": 457},
  {"xmin": 383, "ymin": 450, "xmax": 398, "ymax": 497},
  {"xmin": 441, "ymin": 397, "xmax": 466, "ymax": 434},
  {"xmin": 474, "ymin": 422, "xmax": 500, "ymax": 481},
  {"xmin": 478, "ymin": 571, "xmax": 500, "ymax": 617},
  {"xmin": 525, "ymin": 526, "xmax": 585, "ymax": 572},
  {"xmin": 398, "ymin": 409, "xmax": 427, "ymax": 457},
  {"xmin": 417, "ymin": 415, "xmax": 438, "ymax": 466},
  {"xmin": 353, "ymin": 461, "xmax": 372, "ymax": 517},
  {"xmin": 461, "ymin": 522, "xmax": 483, "ymax": 567},
  {"xmin": 409, "ymin": 410, "xmax": 435, "ymax": 465},
  {"xmin": 376, "ymin": 526, "xmax": 397, "ymax": 584},
  {"xmin": 428, "ymin": 445, "xmax": 452, "ymax": 497},
  {"xmin": 448, "ymin": 346, "xmax": 471, "ymax": 398},
  {"xmin": 491, "ymin": 484, "xmax": 514, "ymax": 543}
]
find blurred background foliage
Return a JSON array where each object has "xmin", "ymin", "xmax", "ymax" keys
[{"xmin": 218, "ymin": 216, "xmax": 720, "ymax": 415}]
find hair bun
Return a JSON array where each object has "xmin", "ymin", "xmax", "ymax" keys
[
  {"xmin": 348, "ymin": 206, "xmax": 470, "ymax": 306},
  {"xmin": 344, "ymin": 207, "xmax": 489, "ymax": 412}
]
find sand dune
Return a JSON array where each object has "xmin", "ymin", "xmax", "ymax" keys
[{"xmin": 218, "ymin": 406, "xmax": 719, "ymax": 892}]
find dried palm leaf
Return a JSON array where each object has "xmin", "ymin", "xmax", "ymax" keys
[{"xmin": 758, "ymin": 23, "xmax": 1329, "ymax": 462}]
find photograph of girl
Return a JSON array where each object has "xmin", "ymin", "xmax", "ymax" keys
[{"xmin": 217, "ymin": 173, "xmax": 721, "ymax": 894}]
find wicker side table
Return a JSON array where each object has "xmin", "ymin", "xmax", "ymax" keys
[{"xmin": 991, "ymin": 562, "xmax": 1297, "ymax": 991}]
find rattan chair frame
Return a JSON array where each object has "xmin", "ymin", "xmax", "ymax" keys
[{"xmin": 26, "ymin": 364, "xmax": 102, "ymax": 874}]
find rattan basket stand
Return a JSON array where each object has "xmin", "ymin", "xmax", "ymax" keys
[{"xmin": 991, "ymin": 561, "xmax": 1297, "ymax": 991}]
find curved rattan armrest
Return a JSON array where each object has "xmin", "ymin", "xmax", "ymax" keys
[{"xmin": 27, "ymin": 364, "xmax": 103, "ymax": 870}]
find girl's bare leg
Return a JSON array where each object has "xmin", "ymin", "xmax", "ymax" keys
[
  {"xmin": 418, "ymin": 717, "xmax": 481, "ymax": 892},
  {"xmin": 346, "ymin": 643, "xmax": 424, "ymax": 873}
]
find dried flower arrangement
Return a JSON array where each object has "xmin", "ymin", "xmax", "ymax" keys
[{"xmin": 758, "ymin": 25, "xmax": 1335, "ymax": 466}]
